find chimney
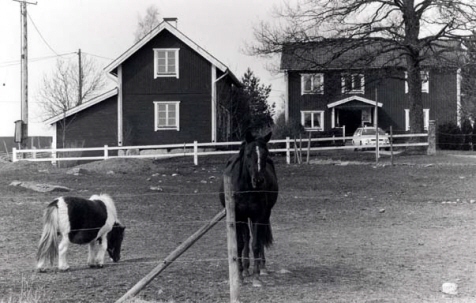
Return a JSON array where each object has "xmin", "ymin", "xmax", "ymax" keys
[{"xmin": 164, "ymin": 17, "xmax": 178, "ymax": 28}]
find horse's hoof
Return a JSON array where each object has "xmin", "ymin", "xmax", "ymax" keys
[
  {"xmin": 242, "ymin": 269, "xmax": 251, "ymax": 277},
  {"xmin": 37, "ymin": 268, "xmax": 47, "ymax": 273},
  {"xmin": 260, "ymin": 269, "xmax": 269, "ymax": 276},
  {"xmin": 252, "ymin": 279, "xmax": 263, "ymax": 288},
  {"xmin": 58, "ymin": 266, "xmax": 70, "ymax": 272}
]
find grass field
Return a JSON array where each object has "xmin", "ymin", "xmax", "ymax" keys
[{"xmin": 2, "ymin": 151, "xmax": 476, "ymax": 302}]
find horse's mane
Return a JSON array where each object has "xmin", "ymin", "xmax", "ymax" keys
[{"xmin": 89, "ymin": 194, "xmax": 119, "ymax": 222}]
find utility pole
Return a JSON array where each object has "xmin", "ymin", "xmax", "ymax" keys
[
  {"xmin": 13, "ymin": 0, "xmax": 37, "ymax": 149},
  {"xmin": 78, "ymin": 48, "xmax": 82, "ymax": 105}
]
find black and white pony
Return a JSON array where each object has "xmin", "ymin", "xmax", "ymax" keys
[
  {"xmin": 219, "ymin": 131, "xmax": 279, "ymax": 287},
  {"xmin": 36, "ymin": 194, "xmax": 125, "ymax": 271}
]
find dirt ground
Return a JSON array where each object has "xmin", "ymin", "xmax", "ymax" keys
[{"xmin": 2, "ymin": 151, "xmax": 476, "ymax": 302}]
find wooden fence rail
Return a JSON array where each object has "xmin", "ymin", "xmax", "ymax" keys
[{"xmin": 11, "ymin": 132, "xmax": 431, "ymax": 165}]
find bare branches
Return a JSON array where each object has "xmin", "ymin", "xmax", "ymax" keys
[
  {"xmin": 39, "ymin": 55, "xmax": 106, "ymax": 120},
  {"xmin": 134, "ymin": 5, "xmax": 160, "ymax": 43},
  {"xmin": 250, "ymin": 0, "xmax": 476, "ymax": 65}
]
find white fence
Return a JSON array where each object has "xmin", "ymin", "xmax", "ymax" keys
[{"xmin": 11, "ymin": 133, "xmax": 429, "ymax": 165}]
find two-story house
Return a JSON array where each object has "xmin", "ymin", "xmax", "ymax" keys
[
  {"xmin": 45, "ymin": 19, "xmax": 241, "ymax": 149},
  {"xmin": 280, "ymin": 40, "xmax": 462, "ymax": 136}
]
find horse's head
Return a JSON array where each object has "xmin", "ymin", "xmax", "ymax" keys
[
  {"xmin": 243, "ymin": 131, "xmax": 272, "ymax": 189},
  {"xmin": 107, "ymin": 222, "xmax": 125, "ymax": 262}
]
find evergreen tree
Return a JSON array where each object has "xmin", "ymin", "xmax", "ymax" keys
[{"xmin": 239, "ymin": 68, "xmax": 275, "ymax": 136}]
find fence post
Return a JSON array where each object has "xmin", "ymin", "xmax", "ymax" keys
[
  {"xmin": 427, "ymin": 120, "xmax": 436, "ymax": 156},
  {"xmin": 52, "ymin": 147, "xmax": 57, "ymax": 166},
  {"xmin": 224, "ymin": 172, "xmax": 240, "ymax": 303},
  {"xmin": 193, "ymin": 141, "xmax": 198, "ymax": 165},
  {"xmin": 286, "ymin": 137, "xmax": 290, "ymax": 164},
  {"xmin": 12, "ymin": 148, "xmax": 17, "ymax": 162},
  {"xmin": 390, "ymin": 126, "xmax": 394, "ymax": 166},
  {"xmin": 104, "ymin": 145, "xmax": 109, "ymax": 160}
]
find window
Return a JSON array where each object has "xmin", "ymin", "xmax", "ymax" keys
[
  {"xmin": 404, "ymin": 108, "xmax": 430, "ymax": 131},
  {"xmin": 301, "ymin": 73, "xmax": 324, "ymax": 94},
  {"xmin": 405, "ymin": 71, "xmax": 429, "ymax": 93},
  {"xmin": 154, "ymin": 101, "xmax": 180, "ymax": 131},
  {"xmin": 301, "ymin": 111, "xmax": 324, "ymax": 131},
  {"xmin": 341, "ymin": 73, "xmax": 365, "ymax": 94},
  {"xmin": 154, "ymin": 49, "xmax": 179, "ymax": 78}
]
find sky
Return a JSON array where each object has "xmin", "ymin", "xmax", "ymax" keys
[{"xmin": 0, "ymin": 0, "xmax": 286, "ymax": 137}]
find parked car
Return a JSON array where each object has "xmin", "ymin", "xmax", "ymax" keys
[{"xmin": 352, "ymin": 127, "xmax": 390, "ymax": 151}]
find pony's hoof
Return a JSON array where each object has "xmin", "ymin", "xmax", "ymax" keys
[
  {"xmin": 89, "ymin": 264, "xmax": 104, "ymax": 269},
  {"xmin": 242, "ymin": 269, "xmax": 251, "ymax": 277},
  {"xmin": 260, "ymin": 269, "xmax": 269, "ymax": 276},
  {"xmin": 37, "ymin": 268, "xmax": 47, "ymax": 273},
  {"xmin": 58, "ymin": 266, "xmax": 70, "ymax": 272},
  {"xmin": 252, "ymin": 279, "xmax": 263, "ymax": 288}
]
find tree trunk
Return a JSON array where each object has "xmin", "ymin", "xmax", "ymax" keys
[{"xmin": 407, "ymin": 63, "xmax": 424, "ymax": 134}]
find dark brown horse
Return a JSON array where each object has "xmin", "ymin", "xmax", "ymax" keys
[{"xmin": 219, "ymin": 131, "xmax": 278, "ymax": 287}]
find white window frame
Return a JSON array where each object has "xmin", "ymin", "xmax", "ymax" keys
[
  {"xmin": 405, "ymin": 70, "xmax": 429, "ymax": 94},
  {"xmin": 405, "ymin": 108, "xmax": 430, "ymax": 131},
  {"xmin": 301, "ymin": 110, "xmax": 324, "ymax": 131},
  {"xmin": 341, "ymin": 73, "xmax": 365, "ymax": 94},
  {"xmin": 154, "ymin": 101, "xmax": 180, "ymax": 131},
  {"xmin": 153, "ymin": 48, "xmax": 180, "ymax": 79},
  {"xmin": 301, "ymin": 73, "xmax": 324, "ymax": 95}
]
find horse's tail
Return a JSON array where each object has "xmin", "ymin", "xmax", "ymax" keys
[
  {"xmin": 36, "ymin": 201, "xmax": 59, "ymax": 268},
  {"xmin": 260, "ymin": 219, "xmax": 274, "ymax": 248}
]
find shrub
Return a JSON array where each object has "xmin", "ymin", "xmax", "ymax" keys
[
  {"xmin": 437, "ymin": 122, "xmax": 463, "ymax": 150},
  {"xmin": 460, "ymin": 119, "xmax": 473, "ymax": 151},
  {"xmin": 272, "ymin": 113, "xmax": 305, "ymax": 139}
]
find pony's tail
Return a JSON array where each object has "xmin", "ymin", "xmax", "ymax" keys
[
  {"xmin": 36, "ymin": 203, "xmax": 59, "ymax": 269},
  {"xmin": 260, "ymin": 220, "xmax": 274, "ymax": 248}
]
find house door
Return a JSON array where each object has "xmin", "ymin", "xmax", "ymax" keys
[{"xmin": 339, "ymin": 109, "xmax": 361, "ymax": 136}]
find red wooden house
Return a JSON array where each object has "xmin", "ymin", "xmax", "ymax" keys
[
  {"xmin": 280, "ymin": 40, "xmax": 463, "ymax": 136},
  {"xmin": 45, "ymin": 19, "xmax": 241, "ymax": 149}
]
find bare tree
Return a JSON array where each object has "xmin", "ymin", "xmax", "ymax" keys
[
  {"xmin": 134, "ymin": 5, "xmax": 160, "ymax": 42},
  {"xmin": 39, "ymin": 55, "xmax": 106, "ymax": 147},
  {"xmin": 250, "ymin": 0, "xmax": 476, "ymax": 133}
]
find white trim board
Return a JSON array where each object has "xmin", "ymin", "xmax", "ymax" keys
[
  {"xmin": 327, "ymin": 95, "xmax": 382, "ymax": 108},
  {"xmin": 104, "ymin": 21, "xmax": 228, "ymax": 75},
  {"xmin": 44, "ymin": 88, "xmax": 118, "ymax": 125}
]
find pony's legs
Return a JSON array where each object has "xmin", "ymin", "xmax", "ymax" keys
[
  {"xmin": 88, "ymin": 241, "xmax": 98, "ymax": 267},
  {"xmin": 58, "ymin": 236, "xmax": 70, "ymax": 271},
  {"xmin": 96, "ymin": 236, "xmax": 108, "ymax": 267},
  {"xmin": 88, "ymin": 238, "xmax": 106, "ymax": 268}
]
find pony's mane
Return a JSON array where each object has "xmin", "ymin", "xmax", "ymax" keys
[{"xmin": 89, "ymin": 194, "xmax": 118, "ymax": 222}]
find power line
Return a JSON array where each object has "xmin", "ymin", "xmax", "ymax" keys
[
  {"xmin": 0, "ymin": 53, "xmax": 76, "ymax": 68},
  {"xmin": 27, "ymin": 12, "xmax": 59, "ymax": 56},
  {"xmin": 82, "ymin": 51, "xmax": 114, "ymax": 61}
]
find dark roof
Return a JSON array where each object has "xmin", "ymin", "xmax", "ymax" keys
[{"xmin": 280, "ymin": 38, "xmax": 464, "ymax": 71}]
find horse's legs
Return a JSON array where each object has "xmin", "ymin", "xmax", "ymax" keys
[
  {"xmin": 250, "ymin": 222, "xmax": 263, "ymax": 287},
  {"xmin": 242, "ymin": 220, "xmax": 251, "ymax": 277},
  {"xmin": 58, "ymin": 236, "xmax": 70, "ymax": 271},
  {"xmin": 259, "ymin": 244, "xmax": 268, "ymax": 276},
  {"xmin": 236, "ymin": 220, "xmax": 246, "ymax": 283}
]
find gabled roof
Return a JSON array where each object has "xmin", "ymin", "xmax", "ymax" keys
[
  {"xmin": 45, "ymin": 88, "xmax": 118, "ymax": 125},
  {"xmin": 281, "ymin": 38, "xmax": 464, "ymax": 71},
  {"xmin": 327, "ymin": 96, "xmax": 382, "ymax": 108},
  {"xmin": 104, "ymin": 21, "xmax": 240, "ymax": 85}
]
